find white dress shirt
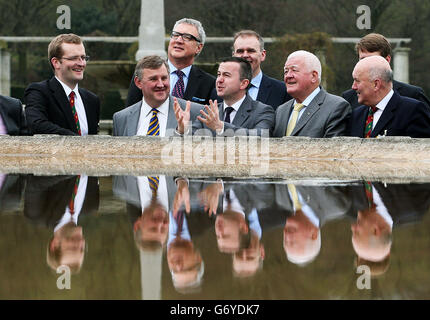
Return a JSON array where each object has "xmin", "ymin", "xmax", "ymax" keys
[
  {"xmin": 372, "ymin": 89, "xmax": 394, "ymax": 130},
  {"xmin": 136, "ymin": 97, "xmax": 169, "ymax": 136},
  {"xmin": 248, "ymin": 71, "xmax": 263, "ymax": 100},
  {"xmin": 168, "ymin": 60, "xmax": 192, "ymax": 94},
  {"xmin": 136, "ymin": 175, "xmax": 169, "ymax": 213},
  {"xmin": 55, "ymin": 77, "xmax": 89, "ymax": 136},
  {"xmin": 287, "ymin": 86, "xmax": 321, "ymax": 126}
]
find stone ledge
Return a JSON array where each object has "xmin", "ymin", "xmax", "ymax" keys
[{"xmin": 0, "ymin": 135, "xmax": 429, "ymax": 182}]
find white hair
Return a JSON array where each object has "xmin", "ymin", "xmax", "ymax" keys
[
  {"xmin": 287, "ymin": 50, "xmax": 322, "ymax": 82},
  {"xmin": 285, "ymin": 230, "xmax": 321, "ymax": 266}
]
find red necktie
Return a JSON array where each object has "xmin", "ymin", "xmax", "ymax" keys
[
  {"xmin": 69, "ymin": 175, "xmax": 81, "ymax": 215},
  {"xmin": 364, "ymin": 106, "xmax": 378, "ymax": 138},
  {"xmin": 69, "ymin": 91, "xmax": 82, "ymax": 135}
]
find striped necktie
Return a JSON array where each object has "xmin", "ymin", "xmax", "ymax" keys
[
  {"xmin": 364, "ymin": 106, "xmax": 378, "ymax": 138},
  {"xmin": 147, "ymin": 108, "xmax": 160, "ymax": 136},
  {"xmin": 69, "ymin": 91, "xmax": 81, "ymax": 135},
  {"xmin": 68, "ymin": 175, "xmax": 81, "ymax": 216},
  {"xmin": 148, "ymin": 176, "xmax": 159, "ymax": 198}
]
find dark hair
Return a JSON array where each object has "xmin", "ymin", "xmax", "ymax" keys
[
  {"xmin": 220, "ymin": 56, "xmax": 252, "ymax": 85},
  {"xmin": 48, "ymin": 33, "xmax": 83, "ymax": 70},
  {"xmin": 135, "ymin": 55, "xmax": 170, "ymax": 80},
  {"xmin": 356, "ymin": 33, "xmax": 392, "ymax": 58}
]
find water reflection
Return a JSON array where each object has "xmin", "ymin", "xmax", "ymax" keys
[{"xmin": 2, "ymin": 174, "xmax": 430, "ymax": 299}]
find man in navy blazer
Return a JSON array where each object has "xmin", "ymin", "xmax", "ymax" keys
[
  {"xmin": 126, "ymin": 18, "xmax": 215, "ymax": 107},
  {"xmin": 0, "ymin": 95, "xmax": 28, "ymax": 135},
  {"xmin": 348, "ymin": 56, "xmax": 430, "ymax": 138},
  {"xmin": 229, "ymin": 30, "xmax": 291, "ymax": 110},
  {"xmin": 24, "ymin": 33, "xmax": 100, "ymax": 135},
  {"xmin": 342, "ymin": 33, "xmax": 430, "ymax": 109}
]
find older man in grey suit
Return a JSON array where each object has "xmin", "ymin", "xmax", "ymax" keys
[
  {"xmin": 176, "ymin": 57, "xmax": 274, "ymax": 137},
  {"xmin": 273, "ymin": 50, "xmax": 351, "ymax": 138},
  {"xmin": 113, "ymin": 55, "xmax": 202, "ymax": 137}
]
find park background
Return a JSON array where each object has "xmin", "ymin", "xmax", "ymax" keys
[{"xmin": 1, "ymin": 0, "xmax": 429, "ymax": 120}]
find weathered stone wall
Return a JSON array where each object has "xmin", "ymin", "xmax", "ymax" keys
[{"xmin": 0, "ymin": 135, "xmax": 429, "ymax": 182}]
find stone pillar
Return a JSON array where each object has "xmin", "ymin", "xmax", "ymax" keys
[
  {"xmin": 393, "ymin": 47, "xmax": 410, "ymax": 84},
  {"xmin": 135, "ymin": 0, "xmax": 167, "ymax": 61},
  {"xmin": 139, "ymin": 248, "xmax": 162, "ymax": 300},
  {"xmin": 0, "ymin": 49, "xmax": 11, "ymax": 96}
]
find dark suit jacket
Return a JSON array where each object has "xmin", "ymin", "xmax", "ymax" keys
[
  {"xmin": 24, "ymin": 77, "xmax": 100, "ymax": 135},
  {"xmin": 273, "ymin": 87, "xmax": 352, "ymax": 138},
  {"xmin": 348, "ymin": 92, "xmax": 430, "ymax": 138},
  {"xmin": 342, "ymin": 80, "xmax": 430, "ymax": 109},
  {"xmin": 346, "ymin": 182, "xmax": 430, "ymax": 227},
  {"xmin": 0, "ymin": 174, "xmax": 26, "ymax": 212},
  {"xmin": 0, "ymin": 95, "xmax": 28, "ymax": 135},
  {"xmin": 126, "ymin": 64, "xmax": 216, "ymax": 107},
  {"xmin": 211, "ymin": 73, "xmax": 291, "ymax": 110},
  {"xmin": 192, "ymin": 94, "xmax": 275, "ymax": 136},
  {"xmin": 24, "ymin": 175, "xmax": 99, "ymax": 228}
]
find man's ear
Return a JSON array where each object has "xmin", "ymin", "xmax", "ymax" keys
[
  {"xmin": 240, "ymin": 79, "xmax": 250, "ymax": 90},
  {"xmin": 134, "ymin": 75, "xmax": 143, "ymax": 90},
  {"xmin": 49, "ymin": 237, "xmax": 60, "ymax": 252}
]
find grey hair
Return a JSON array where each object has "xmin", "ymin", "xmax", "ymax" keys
[
  {"xmin": 287, "ymin": 50, "xmax": 322, "ymax": 83},
  {"xmin": 173, "ymin": 18, "xmax": 206, "ymax": 44},
  {"xmin": 368, "ymin": 67, "xmax": 393, "ymax": 83}
]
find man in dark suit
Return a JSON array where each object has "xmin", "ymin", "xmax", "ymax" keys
[
  {"xmin": 176, "ymin": 57, "xmax": 274, "ymax": 137},
  {"xmin": 342, "ymin": 33, "xmax": 430, "ymax": 109},
  {"xmin": 273, "ymin": 50, "xmax": 351, "ymax": 138},
  {"xmin": 113, "ymin": 55, "xmax": 201, "ymax": 137},
  {"xmin": 24, "ymin": 33, "xmax": 100, "ymax": 135},
  {"xmin": 348, "ymin": 56, "xmax": 430, "ymax": 138},
  {"xmin": 230, "ymin": 30, "xmax": 291, "ymax": 110},
  {"xmin": 126, "ymin": 18, "xmax": 215, "ymax": 107},
  {"xmin": 0, "ymin": 95, "xmax": 28, "ymax": 135}
]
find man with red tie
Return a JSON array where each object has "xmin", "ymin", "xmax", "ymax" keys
[
  {"xmin": 348, "ymin": 55, "xmax": 430, "ymax": 138},
  {"xmin": 24, "ymin": 33, "xmax": 100, "ymax": 135}
]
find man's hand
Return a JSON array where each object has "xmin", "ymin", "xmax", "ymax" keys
[
  {"xmin": 173, "ymin": 178, "xmax": 190, "ymax": 218},
  {"xmin": 174, "ymin": 98, "xmax": 191, "ymax": 134},
  {"xmin": 198, "ymin": 180, "xmax": 223, "ymax": 217},
  {"xmin": 197, "ymin": 99, "xmax": 223, "ymax": 131}
]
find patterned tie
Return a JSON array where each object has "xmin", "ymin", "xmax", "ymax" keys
[
  {"xmin": 364, "ymin": 181, "xmax": 375, "ymax": 209},
  {"xmin": 364, "ymin": 106, "xmax": 378, "ymax": 138},
  {"xmin": 224, "ymin": 107, "xmax": 235, "ymax": 123},
  {"xmin": 172, "ymin": 70, "xmax": 185, "ymax": 98},
  {"xmin": 68, "ymin": 175, "xmax": 80, "ymax": 216},
  {"xmin": 286, "ymin": 103, "xmax": 305, "ymax": 136},
  {"xmin": 147, "ymin": 108, "xmax": 160, "ymax": 136},
  {"xmin": 69, "ymin": 91, "xmax": 81, "ymax": 135},
  {"xmin": 287, "ymin": 184, "xmax": 302, "ymax": 211},
  {"xmin": 148, "ymin": 176, "xmax": 159, "ymax": 198},
  {"xmin": 176, "ymin": 209, "xmax": 185, "ymax": 236}
]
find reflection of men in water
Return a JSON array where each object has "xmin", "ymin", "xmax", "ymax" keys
[
  {"xmin": 167, "ymin": 209, "xmax": 204, "ymax": 293},
  {"xmin": 233, "ymin": 227, "xmax": 265, "ymax": 278},
  {"xmin": 24, "ymin": 175, "xmax": 99, "ymax": 274},
  {"xmin": 0, "ymin": 174, "xmax": 26, "ymax": 212}
]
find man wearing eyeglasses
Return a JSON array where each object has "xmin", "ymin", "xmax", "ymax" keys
[
  {"xmin": 24, "ymin": 33, "xmax": 100, "ymax": 135},
  {"xmin": 125, "ymin": 18, "xmax": 216, "ymax": 107}
]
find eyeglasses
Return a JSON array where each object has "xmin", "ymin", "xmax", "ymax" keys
[
  {"xmin": 171, "ymin": 31, "xmax": 201, "ymax": 43},
  {"xmin": 60, "ymin": 55, "xmax": 90, "ymax": 62}
]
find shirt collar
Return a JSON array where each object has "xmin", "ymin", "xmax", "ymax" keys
[
  {"xmin": 295, "ymin": 86, "xmax": 321, "ymax": 107},
  {"xmin": 141, "ymin": 96, "xmax": 170, "ymax": 117},
  {"xmin": 375, "ymin": 89, "xmax": 394, "ymax": 112},
  {"xmin": 168, "ymin": 60, "xmax": 192, "ymax": 78},
  {"xmin": 251, "ymin": 71, "xmax": 263, "ymax": 89},
  {"xmin": 224, "ymin": 95, "xmax": 246, "ymax": 112},
  {"xmin": 55, "ymin": 76, "xmax": 79, "ymax": 96}
]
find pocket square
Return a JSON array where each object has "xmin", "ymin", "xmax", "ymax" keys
[{"xmin": 191, "ymin": 96, "xmax": 205, "ymax": 103}]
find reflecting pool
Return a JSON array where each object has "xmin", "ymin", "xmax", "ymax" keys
[{"xmin": 1, "ymin": 173, "xmax": 430, "ymax": 299}]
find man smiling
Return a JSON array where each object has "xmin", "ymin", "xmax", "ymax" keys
[{"xmin": 24, "ymin": 33, "xmax": 100, "ymax": 135}]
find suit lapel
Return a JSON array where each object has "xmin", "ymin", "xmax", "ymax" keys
[
  {"xmin": 291, "ymin": 89, "xmax": 324, "ymax": 136},
  {"xmin": 126, "ymin": 101, "xmax": 142, "ymax": 136},
  {"xmin": 166, "ymin": 96, "xmax": 177, "ymax": 131},
  {"xmin": 256, "ymin": 74, "xmax": 270, "ymax": 104},
  {"xmin": 353, "ymin": 106, "xmax": 369, "ymax": 138},
  {"xmin": 184, "ymin": 66, "xmax": 199, "ymax": 100},
  {"xmin": 49, "ymin": 77, "xmax": 77, "ymax": 133},
  {"xmin": 232, "ymin": 95, "xmax": 252, "ymax": 126},
  {"xmin": 278, "ymin": 100, "xmax": 294, "ymax": 136},
  {"xmin": 371, "ymin": 93, "xmax": 398, "ymax": 137}
]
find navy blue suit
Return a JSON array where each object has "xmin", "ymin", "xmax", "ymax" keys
[
  {"xmin": 348, "ymin": 91, "xmax": 430, "ymax": 138},
  {"xmin": 0, "ymin": 95, "xmax": 28, "ymax": 135}
]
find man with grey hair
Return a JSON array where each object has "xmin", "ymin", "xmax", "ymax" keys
[
  {"xmin": 126, "ymin": 18, "xmax": 216, "ymax": 107},
  {"xmin": 348, "ymin": 55, "xmax": 430, "ymax": 138},
  {"xmin": 273, "ymin": 50, "xmax": 351, "ymax": 137}
]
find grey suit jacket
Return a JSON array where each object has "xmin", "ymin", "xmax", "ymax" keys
[
  {"xmin": 273, "ymin": 88, "xmax": 351, "ymax": 138},
  {"xmin": 112, "ymin": 95, "xmax": 202, "ymax": 136},
  {"xmin": 192, "ymin": 94, "xmax": 275, "ymax": 137}
]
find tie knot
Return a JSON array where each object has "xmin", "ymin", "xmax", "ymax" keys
[
  {"xmin": 294, "ymin": 103, "xmax": 305, "ymax": 112},
  {"xmin": 369, "ymin": 106, "xmax": 378, "ymax": 114},
  {"xmin": 225, "ymin": 106, "xmax": 234, "ymax": 115},
  {"xmin": 151, "ymin": 108, "xmax": 159, "ymax": 114},
  {"xmin": 69, "ymin": 91, "xmax": 75, "ymax": 99},
  {"xmin": 175, "ymin": 70, "xmax": 184, "ymax": 78}
]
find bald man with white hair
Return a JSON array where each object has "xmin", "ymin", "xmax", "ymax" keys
[
  {"xmin": 348, "ymin": 55, "xmax": 430, "ymax": 138},
  {"xmin": 273, "ymin": 50, "xmax": 351, "ymax": 137}
]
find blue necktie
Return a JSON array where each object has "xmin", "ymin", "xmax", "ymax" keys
[{"xmin": 147, "ymin": 108, "xmax": 160, "ymax": 136}]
